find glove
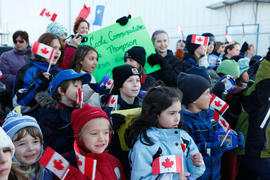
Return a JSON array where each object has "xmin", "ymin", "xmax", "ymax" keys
[
  {"xmin": 116, "ymin": 14, "xmax": 131, "ymax": 25},
  {"xmin": 147, "ymin": 53, "xmax": 165, "ymax": 66},
  {"xmin": 88, "ymin": 83, "xmax": 107, "ymax": 94},
  {"xmin": 110, "ymin": 113, "xmax": 126, "ymax": 130},
  {"xmin": 211, "ymin": 81, "xmax": 225, "ymax": 98},
  {"xmin": 36, "ymin": 73, "xmax": 51, "ymax": 92},
  {"xmin": 265, "ymin": 47, "xmax": 270, "ymax": 62},
  {"xmin": 237, "ymin": 131, "xmax": 245, "ymax": 149}
]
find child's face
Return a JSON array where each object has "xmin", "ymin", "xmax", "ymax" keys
[
  {"xmin": 241, "ymin": 71, "xmax": 249, "ymax": 83},
  {"xmin": 0, "ymin": 147, "xmax": 12, "ymax": 179},
  {"xmin": 60, "ymin": 80, "xmax": 83, "ymax": 106},
  {"xmin": 81, "ymin": 50, "xmax": 98, "ymax": 74},
  {"xmin": 125, "ymin": 58, "xmax": 140, "ymax": 69},
  {"xmin": 154, "ymin": 33, "xmax": 169, "ymax": 55},
  {"xmin": 120, "ymin": 75, "xmax": 141, "ymax": 99},
  {"xmin": 76, "ymin": 22, "xmax": 89, "ymax": 36},
  {"xmin": 193, "ymin": 88, "xmax": 211, "ymax": 111},
  {"xmin": 207, "ymin": 41, "xmax": 215, "ymax": 54},
  {"xmin": 80, "ymin": 118, "xmax": 110, "ymax": 154},
  {"xmin": 158, "ymin": 100, "xmax": 181, "ymax": 129},
  {"xmin": 195, "ymin": 45, "xmax": 206, "ymax": 56},
  {"xmin": 228, "ymin": 44, "xmax": 240, "ymax": 57},
  {"xmin": 14, "ymin": 134, "xmax": 41, "ymax": 165},
  {"xmin": 44, "ymin": 39, "xmax": 62, "ymax": 65}
]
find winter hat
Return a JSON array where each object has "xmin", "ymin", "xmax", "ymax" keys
[
  {"xmin": 0, "ymin": 127, "xmax": 15, "ymax": 156},
  {"xmin": 124, "ymin": 46, "xmax": 146, "ymax": 67},
  {"xmin": 186, "ymin": 34, "xmax": 201, "ymax": 54},
  {"xmin": 240, "ymin": 41, "xmax": 249, "ymax": 53},
  {"xmin": 71, "ymin": 103, "xmax": 110, "ymax": 143},
  {"xmin": 48, "ymin": 69, "xmax": 91, "ymax": 95},
  {"xmin": 177, "ymin": 72, "xmax": 210, "ymax": 105},
  {"xmin": 2, "ymin": 107, "xmax": 43, "ymax": 163},
  {"xmin": 46, "ymin": 22, "xmax": 68, "ymax": 37},
  {"xmin": 112, "ymin": 64, "xmax": 140, "ymax": 94},
  {"xmin": 238, "ymin": 57, "xmax": 250, "ymax": 75},
  {"xmin": 216, "ymin": 60, "xmax": 240, "ymax": 78},
  {"xmin": 186, "ymin": 66, "xmax": 211, "ymax": 82},
  {"xmin": 202, "ymin": 32, "xmax": 215, "ymax": 42}
]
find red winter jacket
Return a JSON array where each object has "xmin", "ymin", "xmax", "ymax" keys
[{"xmin": 59, "ymin": 45, "xmax": 76, "ymax": 70}]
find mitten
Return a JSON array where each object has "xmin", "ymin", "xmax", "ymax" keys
[
  {"xmin": 116, "ymin": 14, "xmax": 131, "ymax": 26},
  {"xmin": 110, "ymin": 113, "xmax": 126, "ymax": 130},
  {"xmin": 265, "ymin": 47, "xmax": 270, "ymax": 62},
  {"xmin": 36, "ymin": 73, "xmax": 51, "ymax": 92},
  {"xmin": 88, "ymin": 83, "xmax": 106, "ymax": 94},
  {"xmin": 237, "ymin": 131, "xmax": 245, "ymax": 149},
  {"xmin": 147, "ymin": 53, "xmax": 165, "ymax": 66}
]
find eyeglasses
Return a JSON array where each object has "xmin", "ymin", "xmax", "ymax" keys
[{"xmin": 14, "ymin": 40, "xmax": 25, "ymax": 44}]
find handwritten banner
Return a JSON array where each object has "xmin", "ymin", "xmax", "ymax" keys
[{"xmin": 82, "ymin": 17, "xmax": 160, "ymax": 82}]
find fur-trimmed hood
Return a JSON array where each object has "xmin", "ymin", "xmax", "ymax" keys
[{"xmin": 35, "ymin": 91, "xmax": 58, "ymax": 109}]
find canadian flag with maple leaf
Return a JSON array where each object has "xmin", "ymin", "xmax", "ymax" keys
[
  {"xmin": 105, "ymin": 78, "xmax": 114, "ymax": 90},
  {"xmin": 224, "ymin": 34, "xmax": 234, "ymax": 44},
  {"xmin": 31, "ymin": 42, "xmax": 55, "ymax": 61},
  {"xmin": 210, "ymin": 94, "xmax": 229, "ymax": 115},
  {"xmin": 76, "ymin": 88, "xmax": 83, "ymax": 107},
  {"xmin": 106, "ymin": 95, "xmax": 118, "ymax": 108},
  {"xmin": 39, "ymin": 147, "xmax": 70, "ymax": 179},
  {"xmin": 213, "ymin": 111, "xmax": 231, "ymax": 134},
  {"xmin": 191, "ymin": 35, "xmax": 209, "ymax": 46},
  {"xmin": 74, "ymin": 141, "xmax": 97, "ymax": 180},
  {"xmin": 152, "ymin": 155, "xmax": 183, "ymax": 174},
  {"xmin": 40, "ymin": 8, "xmax": 57, "ymax": 22}
]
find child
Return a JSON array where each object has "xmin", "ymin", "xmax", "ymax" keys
[
  {"xmin": 147, "ymin": 30, "xmax": 183, "ymax": 87},
  {"xmin": 237, "ymin": 57, "xmax": 250, "ymax": 87},
  {"xmin": 2, "ymin": 110, "xmax": 52, "ymax": 179},
  {"xmin": 35, "ymin": 69, "xmax": 91, "ymax": 154},
  {"xmin": 13, "ymin": 33, "xmax": 63, "ymax": 113},
  {"xmin": 71, "ymin": 45, "xmax": 101, "ymax": 107},
  {"xmin": 177, "ymin": 73, "xmax": 243, "ymax": 180},
  {"xmin": 125, "ymin": 86, "xmax": 205, "ymax": 179},
  {"xmin": 68, "ymin": 103, "xmax": 125, "ymax": 179},
  {"xmin": 124, "ymin": 46, "xmax": 156, "ymax": 90},
  {"xmin": 222, "ymin": 42, "xmax": 240, "ymax": 61}
]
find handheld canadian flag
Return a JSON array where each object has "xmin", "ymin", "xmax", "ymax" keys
[
  {"xmin": 225, "ymin": 34, "xmax": 234, "ymax": 44},
  {"xmin": 210, "ymin": 94, "xmax": 229, "ymax": 115},
  {"xmin": 152, "ymin": 155, "xmax": 183, "ymax": 174},
  {"xmin": 40, "ymin": 8, "xmax": 57, "ymax": 22},
  {"xmin": 106, "ymin": 95, "xmax": 118, "ymax": 108},
  {"xmin": 213, "ymin": 111, "xmax": 231, "ymax": 134},
  {"xmin": 39, "ymin": 147, "xmax": 70, "ymax": 180},
  {"xmin": 105, "ymin": 79, "xmax": 114, "ymax": 90},
  {"xmin": 0, "ymin": 70, "xmax": 3, "ymax": 79},
  {"xmin": 191, "ymin": 35, "xmax": 209, "ymax": 46},
  {"xmin": 32, "ymin": 42, "xmax": 55, "ymax": 61},
  {"xmin": 74, "ymin": 141, "xmax": 96, "ymax": 180},
  {"xmin": 76, "ymin": 88, "xmax": 83, "ymax": 108}
]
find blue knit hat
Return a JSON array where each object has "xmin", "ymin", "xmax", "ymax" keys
[
  {"xmin": 46, "ymin": 22, "xmax": 68, "ymax": 37},
  {"xmin": 2, "ymin": 107, "xmax": 43, "ymax": 164},
  {"xmin": 238, "ymin": 57, "xmax": 250, "ymax": 75},
  {"xmin": 48, "ymin": 69, "xmax": 91, "ymax": 95}
]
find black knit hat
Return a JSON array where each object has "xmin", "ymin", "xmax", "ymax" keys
[
  {"xmin": 185, "ymin": 34, "xmax": 201, "ymax": 54},
  {"xmin": 112, "ymin": 64, "xmax": 141, "ymax": 94},
  {"xmin": 177, "ymin": 72, "xmax": 210, "ymax": 105},
  {"xmin": 124, "ymin": 46, "xmax": 146, "ymax": 67}
]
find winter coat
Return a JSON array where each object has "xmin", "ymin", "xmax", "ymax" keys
[
  {"xmin": 181, "ymin": 109, "xmax": 224, "ymax": 180},
  {"xmin": 13, "ymin": 60, "xmax": 61, "ymax": 108},
  {"xmin": 129, "ymin": 127, "xmax": 206, "ymax": 179},
  {"xmin": 0, "ymin": 47, "xmax": 32, "ymax": 90},
  {"xmin": 140, "ymin": 74, "xmax": 156, "ymax": 91},
  {"xmin": 59, "ymin": 44, "xmax": 76, "ymax": 70},
  {"xmin": 35, "ymin": 92, "xmax": 78, "ymax": 154}
]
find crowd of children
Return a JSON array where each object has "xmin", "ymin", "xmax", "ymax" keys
[{"xmin": 0, "ymin": 15, "xmax": 270, "ymax": 180}]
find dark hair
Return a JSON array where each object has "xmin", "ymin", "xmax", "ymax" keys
[
  {"xmin": 125, "ymin": 86, "xmax": 183, "ymax": 148},
  {"xmin": 71, "ymin": 45, "xmax": 98, "ymax": 73},
  {"xmin": 73, "ymin": 18, "xmax": 90, "ymax": 34},
  {"xmin": 33, "ymin": 33, "xmax": 64, "ymax": 65},
  {"xmin": 12, "ymin": 30, "xmax": 29, "ymax": 43},
  {"xmin": 213, "ymin": 41, "xmax": 225, "ymax": 56},
  {"xmin": 53, "ymin": 79, "xmax": 82, "ymax": 101},
  {"xmin": 224, "ymin": 42, "xmax": 239, "ymax": 55}
]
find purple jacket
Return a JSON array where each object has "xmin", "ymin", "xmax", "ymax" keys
[{"xmin": 0, "ymin": 47, "xmax": 32, "ymax": 90}]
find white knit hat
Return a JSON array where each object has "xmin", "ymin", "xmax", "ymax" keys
[{"xmin": 0, "ymin": 126, "xmax": 15, "ymax": 156}]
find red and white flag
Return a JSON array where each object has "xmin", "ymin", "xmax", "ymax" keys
[
  {"xmin": 76, "ymin": 4, "xmax": 90, "ymax": 21},
  {"xmin": 40, "ymin": 8, "xmax": 57, "ymax": 22},
  {"xmin": 32, "ymin": 42, "xmax": 55, "ymax": 60},
  {"xmin": 152, "ymin": 155, "xmax": 183, "ymax": 174},
  {"xmin": 106, "ymin": 95, "xmax": 118, "ymax": 108},
  {"xmin": 74, "ymin": 141, "xmax": 96, "ymax": 180},
  {"xmin": 0, "ymin": 70, "xmax": 3, "ymax": 79},
  {"xmin": 213, "ymin": 111, "xmax": 231, "ymax": 134},
  {"xmin": 76, "ymin": 88, "xmax": 83, "ymax": 107},
  {"xmin": 105, "ymin": 79, "xmax": 114, "ymax": 90},
  {"xmin": 191, "ymin": 35, "xmax": 209, "ymax": 46},
  {"xmin": 39, "ymin": 147, "xmax": 70, "ymax": 179},
  {"xmin": 225, "ymin": 34, "xmax": 234, "ymax": 44},
  {"xmin": 131, "ymin": 68, "xmax": 139, "ymax": 75},
  {"xmin": 210, "ymin": 94, "xmax": 229, "ymax": 114}
]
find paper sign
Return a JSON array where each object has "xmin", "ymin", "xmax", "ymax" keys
[{"xmin": 82, "ymin": 17, "xmax": 160, "ymax": 82}]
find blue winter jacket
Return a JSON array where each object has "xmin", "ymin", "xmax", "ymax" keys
[{"xmin": 129, "ymin": 127, "xmax": 205, "ymax": 179}]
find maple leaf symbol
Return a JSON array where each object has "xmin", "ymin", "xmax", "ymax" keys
[
  {"xmin": 111, "ymin": 97, "xmax": 115, "ymax": 104},
  {"xmin": 41, "ymin": 48, "xmax": 49, "ymax": 54},
  {"xmin": 220, "ymin": 119, "xmax": 227, "ymax": 128},
  {"xmin": 107, "ymin": 80, "xmax": 111, "ymax": 86},
  {"xmin": 53, "ymin": 159, "xmax": 64, "ymax": 170},
  {"xmin": 162, "ymin": 158, "xmax": 174, "ymax": 170},
  {"xmin": 45, "ymin": 12, "xmax": 51, "ymax": 17},
  {"xmin": 197, "ymin": 37, "xmax": 203, "ymax": 42},
  {"xmin": 214, "ymin": 100, "xmax": 222, "ymax": 107},
  {"xmin": 181, "ymin": 143, "xmax": 186, "ymax": 153},
  {"xmin": 76, "ymin": 155, "xmax": 82, "ymax": 166}
]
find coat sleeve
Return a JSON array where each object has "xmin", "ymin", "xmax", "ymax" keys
[
  {"xmin": 0, "ymin": 53, "xmax": 15, "ymax": 89},
  {"xmin": 59, "ymin": 45, "xmax": 76, "ymax": 70}
]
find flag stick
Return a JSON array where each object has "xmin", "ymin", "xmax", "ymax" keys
[
  {"xmin": 220, "ymin": 130, "xmax": 230, "ymax": 147},
  {"xmin": 260, "ymin": 103, "xmax": 270, "ymax": 128},
  {"xmin": 61, "ymin": 168, "xmax": 70, "ymax": 180},
  {"xmin": 46, "ymin": 51, "xmax": 55, "ymax": 73}
]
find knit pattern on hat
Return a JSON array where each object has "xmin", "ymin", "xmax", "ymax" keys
[
  {"xmin": 0, "ymin": 127, "xmax": 15, "ymax": 156},
  {"xmin": 237, "ymin": 57, "xmax": 250, "ymax": 75},
  {"xmin": 124, "ymin": 46, "xmax": 146, "ymax": 67},
  {"xmin": 46, "ymin": 22, "xmax": 68, "ymax": 37},
  {"xmin": 216, "ymin": 60, "xmax": 240, "ymax": 78}
]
